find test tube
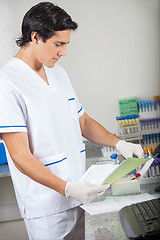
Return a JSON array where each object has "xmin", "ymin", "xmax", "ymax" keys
[
  {"xmin": 110, "ymin": 153, "xmax": 118, "ymax": 165},
  {"xmin": 126, "ymin": 115, "xmax": 132, "ymax": 133},
  {"xmin": 140, "ymin": 119, "xmax": 145, "ymax": 131},
  {"xmin": 147, "ymin": 146, "xmax": 152, "ymax": 153},
  {"xmin": 143, "ymin": 147, "xmax": 148, "ymax": 158},
  {"xmin": 151, "ymin": 145, "xmax": 155, "ymax": 153},
  {"xmin": 116, "ymin": 116, "xmax": 122, "ymax": 128},
  {"xmin": 154, "ymin": 158, "xmax": 160, "ymax": 176},
  {"xmin": 124, "ymin": 116, "xmax": 130, "ymax": 134},
  {"xmin": 133, "ymin": 114, "xmax": 139, "ymax": 133},
  {"xmin": 150, "ymin": 162, "xmax": 156, "ymax": 177}
]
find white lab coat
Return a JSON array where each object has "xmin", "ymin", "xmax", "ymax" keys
[
  {"xmin": 24, "ymin": 206, "xmax": 85, "ymax": 240},
  {"xmin": 0, "ymin": 58, "xmax": 86, "ymax": 219}
]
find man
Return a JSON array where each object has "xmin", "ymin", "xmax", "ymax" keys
[{"xmin": 0, "ymin": 2, "xmax": 144, "ymax": 240}]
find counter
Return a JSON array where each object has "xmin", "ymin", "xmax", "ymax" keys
[
  {"xmin": 85, "ymin": 211, "xmax": 127, "ymax": 240},
  {"xmin": 0, "ymin": 164, "xmax": 10, "ymax": 177}
]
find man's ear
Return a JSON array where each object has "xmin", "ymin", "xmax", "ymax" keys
[{"xmin": 31, "ymin": 32, "xmax": 41, "ymax": 43}]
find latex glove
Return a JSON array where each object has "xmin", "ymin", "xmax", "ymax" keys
[
  {"xmin": 65, "ymin": 181, "xmax": 110, "ymax": 205},
  {"xmin": 116, "ymin": 140, "xmax": 144, "ymax": 159}
]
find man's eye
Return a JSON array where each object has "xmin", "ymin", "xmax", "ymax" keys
[{"xmin": 55, "ymin": 43, "xmax": 61, "ymax": 47}]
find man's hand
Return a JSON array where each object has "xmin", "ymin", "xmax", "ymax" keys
[
  {"xmin": 65, "ymin": 181, "xmax": 110, "ymax": 204},
  {"xmin": 116, "ymin": 140, "xmax": 144, "ymax": 159}
]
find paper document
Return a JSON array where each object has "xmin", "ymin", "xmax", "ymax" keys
[
  {"xmin": 81, "ymin": 157, "xmax": 150, "ymax": 186},
  {"xmin": 81, "ymin": 193, "xmax": 159, "ymax": 215},
  {"xmin": 80, "ymin": 164, "xmax": 119, "ymax": 185}
]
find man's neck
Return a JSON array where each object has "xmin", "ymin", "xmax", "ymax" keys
[
  {"xmin": 14, "ymin": 47, "xmax": 49, "ymax": 85},
  {"xmin": 15, "ymin": 47, "xmax": 43, "ymax": 72}
]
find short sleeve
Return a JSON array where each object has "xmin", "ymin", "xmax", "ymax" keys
[{"xmin": 0, "ymin": 81, "xmax": 27, "ymax": 134}]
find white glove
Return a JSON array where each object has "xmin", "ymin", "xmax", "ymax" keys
[
  {"xmin": 65, "ymin": 181, "xmax": 110, "ymax": 205},
  {"xmin": 116, "ymin": 140, "xmax": 144, "ymax": 159}
]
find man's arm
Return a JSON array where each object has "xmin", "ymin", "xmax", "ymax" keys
[
  {"xmin": 79, "ymin": 112, "xmax": 119, "ymax": 147},
  {"xmin": 2, "ymin": 132, "xmax": 66, "ymax": 196},
  {"xmin": 2, "ymin": 131, "xmax": 109, "ymax": 204},
  {"xmin": 79, "ymin": 113, "xmax": 144, "ymax": 159}
]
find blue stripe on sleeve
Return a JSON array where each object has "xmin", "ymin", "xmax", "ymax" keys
[
  {"xmin": 0, "ymin": 125, "xmax": 27, "ymax": 129},
  {"xmin": 78, "ymin": 107, "xmax": 83, "ymax": 113}
]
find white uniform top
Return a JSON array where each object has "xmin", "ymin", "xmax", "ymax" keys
[{"xmin": 0, "ymin": 58, "xmax": 86, "ymax": 219}]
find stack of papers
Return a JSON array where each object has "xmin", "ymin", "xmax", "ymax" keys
[{"xmin": 81, "ymin": 193, "xmax": 159, "ymax": 215}]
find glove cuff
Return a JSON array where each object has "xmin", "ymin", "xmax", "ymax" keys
[
  {"xmin": 116, "ymin": 140, "xmax": 125, "ymax": 150},
  {"xmin": 65, "ymin": 181, "xmax": 71, "ymax": 198}
]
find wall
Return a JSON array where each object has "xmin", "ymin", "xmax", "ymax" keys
[{"xmin": 0, "ymin": 0, "xmax": 159, "ymax": 133}]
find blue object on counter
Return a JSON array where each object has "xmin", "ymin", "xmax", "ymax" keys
[
  {"xmin": 110, "ymin": 154, "xmax": 118, "ymax": 159},
  {"xmin": 110, "ymin": 153, "xmax": 118, "ymax": 164},
  {"xmin": 0, "ymin": 142, "xmax": 7, "ymax": 165}
]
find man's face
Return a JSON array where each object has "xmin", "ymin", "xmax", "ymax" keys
[{"xmin": 34, "ymin": 30, "xmax": 71, "ymax": 68}]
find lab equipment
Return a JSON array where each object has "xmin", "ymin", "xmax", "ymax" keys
[
  {"xmin": 142, "ymin": 134, "xmax": 160, "ymax": 145},
  {"xmin": 110, "ymin": 153, "xmax": 118, "ymax": 165},
  {"xmin": 101, "ymin": 145, "xmax": 118, "ymax": 158},
  {"xmin": 119, "ymin": 198, "xmax": 160, "ymax": 240},
  {"xmin": 155, "ymin": 186, "xmax": 160, "ymax": 192},
  {"xmin": 141, "ymin": 144, "xmax": 160, "ymax": 178},
  {"xmin": 140, "ymin": 118, "xmax": 160, "ymax": 131},
  {"xmin": 111, "ymin": 179, "xmax": 140, "ymax": 196},
  {"xmin": 137, "ymin": 100, "xmax": 154, "ymax": 113},
  {"xmin": 116, "ymin": 115, "xmax": 142, "ymax": 141},
  {"xmin": 119, "ymin": 97, "xmax": 138, "ymax": 116}
]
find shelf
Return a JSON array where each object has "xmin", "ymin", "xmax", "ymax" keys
[{"xmin": 141, "ymin": 129, "xmax": 160, "ymax": 135}]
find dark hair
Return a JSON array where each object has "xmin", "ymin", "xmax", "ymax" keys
[{"xmin": 16, "ymin": 2, "xmax": 78, "ymax": 47}]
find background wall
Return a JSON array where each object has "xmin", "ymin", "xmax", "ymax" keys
[{"xmin": 0, "ymin": 0, "xmax": 160, "ymax": 134}]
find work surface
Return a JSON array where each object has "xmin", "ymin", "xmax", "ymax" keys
[
  {"xmin": 85, "ymin": 180, "xmax": 160, "ymax": 240},
  {"xmin": 85, "ymin": 211, "xmax": 127, "ymax": 240}
]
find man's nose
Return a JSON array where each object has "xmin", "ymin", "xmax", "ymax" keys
[{"xmin": 58, "ymin": 45, "xmax": 66, "ymax": 57}]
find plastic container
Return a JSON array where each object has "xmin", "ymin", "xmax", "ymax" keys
[
  {"xmin": 0, "ymin": 142, "xmax": 7, "ymax": 165},
  {"xmin": 110, "ymin": 153, "xmax": 118, "ymax": 165}
]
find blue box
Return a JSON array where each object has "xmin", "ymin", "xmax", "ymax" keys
[{"xmin": 0, "ymin": 142, "xmax": 7, "ymax": 165}]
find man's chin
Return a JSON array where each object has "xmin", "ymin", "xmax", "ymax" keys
[{"xmin": 44, "ymin": 62, "xmax": 56, "ymax": 68}]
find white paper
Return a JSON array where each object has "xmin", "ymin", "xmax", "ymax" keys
[
  {"xmin": 139, "ymin": 158, "xmax": 154, "ymax": 179},
  {"xmin": 80, "ymin": 164, "xmax": 119, "ymax": 185},
  {"xmin": 81, "ymin": 193, "xmax": 158, "ymax": 215}
]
